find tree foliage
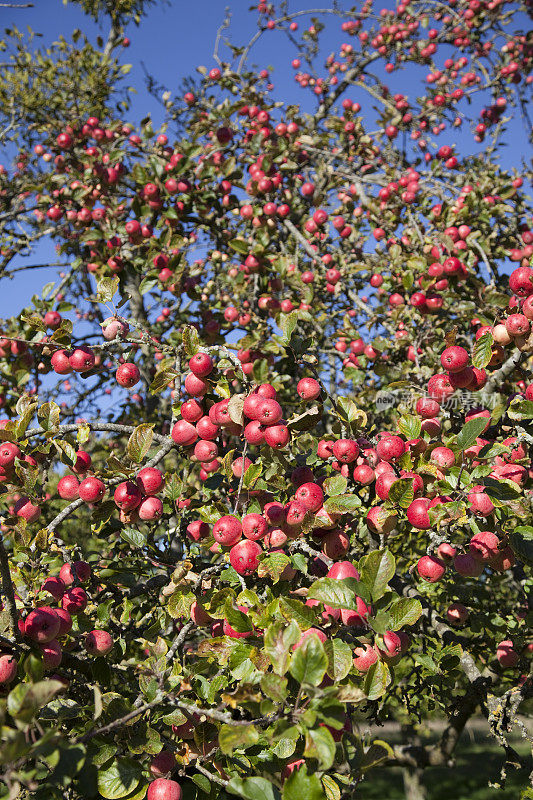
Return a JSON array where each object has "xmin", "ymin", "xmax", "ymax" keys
[{"xmin": 0, "ymin": 1, "xmax": 531, "ymax": 799}]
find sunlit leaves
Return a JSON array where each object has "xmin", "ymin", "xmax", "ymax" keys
[
  {"xmin": 127, "ymin": 423, "xmax": 153, "ymax": 462},
  {"xmin": 289, "ymin": 633, "xmax": 328, "ymax": 687}
]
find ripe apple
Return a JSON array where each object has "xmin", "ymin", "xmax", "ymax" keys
[
  {"xmin": 149, "ymin": 751, "xmax": 177, "ymax": 778},
  {"xmin": 114, "ymin": 480, "xmax": 142, "ymax": 511},
  {"xmin": 212, "ymin": 515, "xmax": 242, "ymax": 546},
  {"xmin": 24, "ymin": 607, "xmax": 60, "ymax": 643},
  {"xmin": 353, "ymin": 644, "xmax": 378, "ymax": 672},
  {"xmin": 0, "ymin": 654, "xmax": 18, "ymax": 684},
  {"xmin": 136, "ymin": 467, "xmax": 164, "ymax": 495},
  {"xmin": 417, "ymin": 555, "xmax": 445, "ymax": 582},
  {"xmin": 229, "ymin": 540, "xmax": 262, "ymax": 575},
  {"xmin": 57, "ymin": 475, "xmax": 79, "ymax": 499},
  {"xmin": 146, "ymin": 778, "xmax": 182, "ymax": 800},
  {"xmin": 79, "ymin": 477, "xmax": 106, "ymax": 503},
  {"xmin": 496, "ymin": 640, "xmax": 519, "ymax": 668},
  {"xmin": 40, "ymin": 639, "xmax": 62, "ymax": 670},
  {"xmin": 297, "ymin": 377, "xmax": 321, "ymax": 400},
  {"xmin": 85, "ymin": 630, "xmax": 114, "ymax": 655},
  {"xmin": 446, "ymin": 603, "xmax": 469, "ymax": 626},
  {"xmin": 116, "ymin": 363, "xmax": 140, "ymax": 388},
  {"xmin": 62, "ymin": 587, "xmax": 87, "ymax": 615}
]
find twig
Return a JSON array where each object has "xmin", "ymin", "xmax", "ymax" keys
[
  {"xmin": 470, "ymin": 238, "xmax": 498, "ymax": 287},
  {"xmin": 0, "ymin": 539, "xmax": 21, "ymax": 642},
  {"xmin": 166, "ymin": 621, "xmax": 194, "ymax": 661},
  {"xmin": 232, "ymin": 439, "xmax": 248, "ymax": 514},
  {"xmin": 194, "ymin": 763, "xmax": 228, "ymax": 788},
  {"xmin": 484, "ymin": 350, "xmax": 523, "ymax": 394}
]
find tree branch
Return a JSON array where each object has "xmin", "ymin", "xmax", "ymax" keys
[{"xmin": 0, "ymin": 538, "xmax": 21, "ymax": 642}]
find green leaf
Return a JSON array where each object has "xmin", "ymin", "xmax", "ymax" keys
[
  {"xmin": 387, "ymin": 597, "xmax": 423, "ymax": 629},
  {"xmin": 321, "ymin": 775, "xmax": 341, "ymax": 800},
  {"xmin": 305, "ymin": 726, "xmax": 336, "ymax": 770},
  {"xmin": 163, "ymin": 473, "xmax": 181, "ymax": 501},
  {"xmin": 507, "ymin": 399, "xmax": 533, "ymax": 421},
  {"xmin": 20, "ymin": 313, "xmax": 46, "ymax": 331},
  {"xmin": 260, "ymin": 673, "xmax": 288, "ymax": 704},
  {"xmin": 402, "ymin": 270, "xmax": 414, "ymax": 290},
  {"xmin": 361, "ymin": 739, "xmax": 394, "ymax": 771},
  {"xmin": 323, "ymin": 475, "xmax": 348, "ymax": 496},
  {"xmin": 336, "ymin": 682, "xmax": 368, "ymax": 704},
  {"xmin": 472, "ymin": 331, "xmax": 493, "ymax": 370},
  {"xmin": 42, "ymin": 281, "xmax": 56, "ymax": 300},
  {"xmin": 192, "ymin": 774, "xmax": 212, "ymax": 794},
  {"xmin": 228, "ymin": 239, "xmax": 249, "ymax": 255},
  {"xmin": 149, "ymin": 367, "xmax": 178, "ymax": 394},
  {"xmin": 93, "ymin": 685, "xmax": 103, "ymax": 720},
  {"xmin": 324, "ymin": 638, "xmax": 353, "ymax": 681},
  {"xmin": 454, "ymin": 417, "xmax": 490, "ymax": 451},
  {"xmin": 77, "ymin": 423, "xmax": 90, "ymax": 443},
  {"xmin": 38, "ymin": 401, "xmax": 60, "ymax": 431},
  {"xmin": 17, "ymin": 400, "xmax": 38, "ymax": 438},
  {"xmin": 53, "ymin": 438, "xmax": 77, "ymax": 465},
  {"xmin": 282, "ymin": 764, "xmax": 327, "ymax": 800},
  {"xmin": 323, "ymin": 494, "xmax": 360, "ymax": 514},
  {"xmin": 264, "ymin": 620, "xmax": 300, "ymax": 675},
  {"xmin": 219, "ymin": 724, "xmax": 259, "ymax": 754},
  {"xmin": 91, "ymin": 500, "xmax": 115, "ymax": 525},
  {"xmin": 97, "ymin": 758, "xmax": 141, "ymax": 799},
  {"xmin": 224, "ymin": 599, "xmax": 253, "ymax": 633},
  {"xmin": 359, "ymin": 550, "xmax": 395, "ymax": 601},
  {"xmin": 127, "ymin": 424, "xmax": 154, "ymax": 463},
  {"xmin": 509, "ymin": 526, "xmax": 533, "ymax": 565},
  {"xmin": 271, "ymin": 738, "xmax": 297, "ymax": 760},
  {"xmin": 279, "ymin": 597, "xmax": 316, "ymax": 627},
  {"xmin": 49, "ymin": 742, "xmax": 87, "ymax": 785},
  {"xmin": 397, "ymin": 415, "xmax": 421, "ymax": 439},
  {"xmin": 307, "ymin": 577, "xmax": 356, "ymax": 610},
  {"xmin": 370, "ymin": 609, "xmax": 393, "ymax": 635},
  {"xmin": 97, "ymin": 276, "xmax": 119, "ymax": 303},
  {"xmin": 363, "ymin": 660, "xmax": 390, "ymax": 700},
  {"xmin": 279, "ymin": 311, "xmax": 299, "ymax": 343},
  {"xmin": 482, "ymin": 476, "xmax": 521, "ymax": 505},
  {"xmin": 168, "ymin": 590, "xmax": 195, "ymax": 619},
  {"xmin": 259, "ymin": 552, "xmax": 291, "ymax": 583},
  {"xmin": 182, "ymin": 325, "xmax": 200, "ymax": 356},
  {"xmin": 336, "ymin": 397, "xmax": 366, "ymax": 425},
  {"xmin": 243, "ymin": 461, "xmax": 262, "ymax": 488},
  {"xmin": 388, "ymin": 478, "xmax": 415, "ymax": 509},
  {"xmin": 120, "ymin": 527, "xmax": 147, "ymax": 549},
  {"xmin": 227, "ymin": 777, "xmax": 280, "ymax": 800},
  {"xmin": 514, "ymin": 525, "xmax": 533, "ymax": 537},
  {"xmin": 415, "ymin": 653, "xmax": 438, "ymax": 673},
  {"xmin": 7, "ymin": 680, "xmax": 64, "ymax": 725},
  {"xmin": 289, "ymin": 633, "xmax": 328, "ymax": 686}
]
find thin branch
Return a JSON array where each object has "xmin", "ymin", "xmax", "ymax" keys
[
  {"xmin": 232, "ymin": 438, "xmax": 248, "ymax": 514},
  {"xmin": 194, "ymin": 763, "xmax": 228, "ymax": 788},
  {"xmin": 23, "ymin": 421, "xmax": 168, "ymax": 444},
  {"xmin": 77, "ymin": 695, "xmax": 163, "ymax": 743},
  {"xmin": 484, "ymin": 350, "xmax": 523, "ymax": 394},
  {"xmin": 470, "ymin": 238, "xmax": 498, "ymax": 287},
  {"xmin": 0, "ymin": 539, "xmax": 21, "ymax": 642},
  {"xmin": 166, "ymin": 621, "xmax": 194, "ymax": 661}
]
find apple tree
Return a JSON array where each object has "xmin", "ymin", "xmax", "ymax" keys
[{"xmin": 0, "ymin": 1, "xmax": 531, "ymax": 799}]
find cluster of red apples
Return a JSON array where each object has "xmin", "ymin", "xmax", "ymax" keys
[{"xmin": 0, "ymin": 560, "xmax": 113, "ymax": 689}]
